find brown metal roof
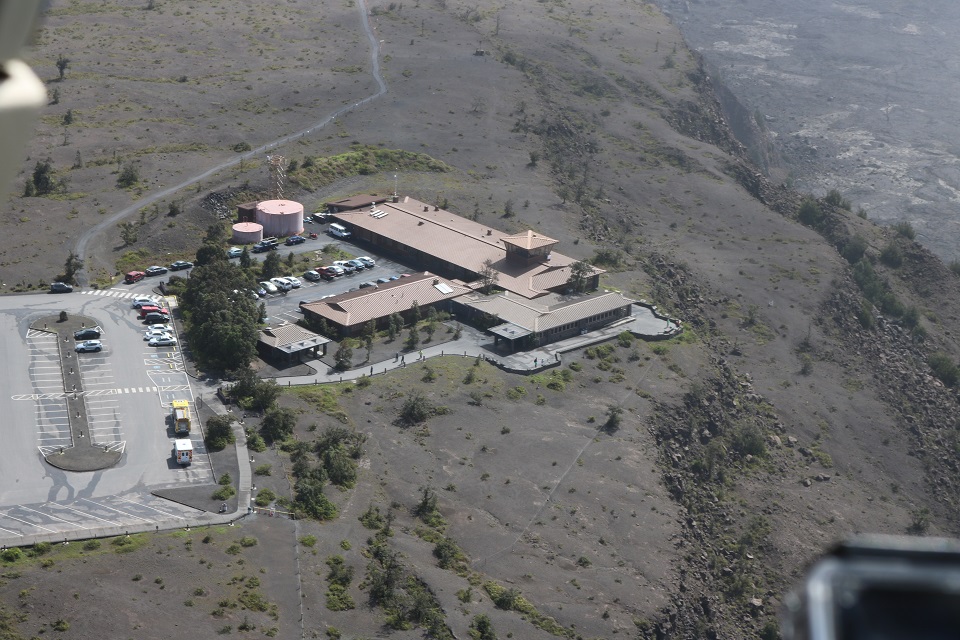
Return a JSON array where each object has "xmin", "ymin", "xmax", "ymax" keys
[
  {"xmin": 502, "ymin": 229, "xmax": 558, "ymax": 250},
  {"xmin": 336, "ymin": 196, "xmax": 603, "ymax": 298},
  {"xmin": 325, "ymin": 194, "xmax": 390, "ymax": 211},
  {"xmin": 300, "ymin": 273, "xmax": 470, "ymax": 329},
  {"xmin": 458, "ymin": 291, "xmax": 635, "ymax": 333},
  {"xmin": 259, "ymin": 323, "xmax": 330, "ymax": 353}
]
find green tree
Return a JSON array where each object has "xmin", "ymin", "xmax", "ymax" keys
[
  {"xmin": 405, "ymin": 326, "xmax": 420, "ymax": 350},
  {"xmin": 388, "ymin": 312, "xmax": 403, "ymax": 341},
  {"xmin": 205, "ymin": 414, "xmax": 236, "ymax": 450},
  {"xmin": 294, "ymin": 476, "xmax": 338, "ymax": 520},
  {"xmin": 602, "ymin": 405, "xmax": 623, "ymax": 434},
  {"xmin": 879, "ymin": 243, "xmax": 903, "ymax": 268},
  {"xmin": 477, "ymin": 258, "xmax": 498, "ymax": 294},
  {"xmin": 567, "ymin": 260, "xmax": 593, "ymax": 293},
  {"xmin": 260, "ymin": 406, "xmax": 296, "ymax": 442},
  {"xmin": 335, "ymin": 339, "xmax": 353, "ymax": 371},
  {"xmin": 797, "ymin": 197, "xmax": 824, "ymax": 227},
  {"xmin": 181, "ymin": 260, "xmax": 260, "ymax": 371},
  {"xmin": 410, "ymin": 300, "xmax": 421, "ymax": 324},
  {"xmin": 32, "ymin": 159, "xmax": 55, "ymax": 195},
  {"xmin": 56, "ymin": 54, "xmax": 70, "ymax": 80},
  {"xmin": 469, "ymin": 614, "xmax": 497, "ymax": 640},
  {"xmin": 239, "ymin": 246, "xmax": 252, "ymax": 269},
  {"xmin": 841, "ymin": 235, "xmax": 868, "ymax": 264},
  {"xmin": 62, "ymin": 109, "xmax": 74, "ymax": 126},
  {"xmin": 261, "ymin": 251, "xmax": 282, "ymax": 280},
  {"xmin": 195, "ymin": 242, "xmax": 226, "ymax": 266},
  {"xmin": 62, "ymin": 251, "xmax": 83, "ymax": 284},
  {"xmin": 119, "ymin": 221, "xmax": 138, "ymax": 247},
  {"xmin": 116, "ymin": 163, "xmax": 140, "ymax": 188}
]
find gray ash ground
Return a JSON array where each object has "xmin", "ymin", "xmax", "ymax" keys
[{"xmin": 656, "ymin": 0, "xmax": 960, "ymax": 261}]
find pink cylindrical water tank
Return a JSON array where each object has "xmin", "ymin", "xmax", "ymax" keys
[
  {"xmin": 256, "ymin": 199, "xmax": 304, "ymax": 238},
  {"xmin": 232, "ymin": 222, "xmax": 264, "ymax": 244}
]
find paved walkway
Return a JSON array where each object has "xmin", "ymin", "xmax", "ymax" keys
[{"xmin": 271, "ymin": 302, "xmax": 681, "ymax": 386}]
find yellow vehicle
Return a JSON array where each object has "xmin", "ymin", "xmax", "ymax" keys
[{"xmin": 172, "ymin": 400, "xmax": 191, "ymax": 435}]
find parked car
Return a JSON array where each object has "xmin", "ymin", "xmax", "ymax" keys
[
  {"xmin": 347, "ymin": 259, "xmax": 366, "ymax": 271},
  {"xmin": 145, "ymin": 265, "xmax": 168, "ymax": 276},
  {"xmin": 75, "ymin": 340, "xmax": 103, "ymax": 353},
  {"xmin": 259, "ymin": 280, "xmax": 278, "ymax": 294},
  {"xmin": 50, "ymin": 282, "xmax": 73, "ymax": 293},
  {"xmin": 144, "ymin": 329, "xmax": 172, "ymax": 341},
  {"xmin": 142, "ymin": 312, "xmax": 169, "ymax": 324},
  {"xmin": 252, "ymin": 237, "xmax": 279, "ymax": 253},
  {"xmin": 253, "ymin": 286, "xmax": 266, "ymax": 297},
  {"xmin": 138, "ymin": 305, "xmax": 168, "ymax": 318},
  {"xmin": 376, "ymin": 277, "xmax": 392, "ymax": 284},
  {"xmin": 74, "ymin": 327, "xmax": 102, "ymax": 340},
  {"xmin": 148, "ymin": 335, "xmax": 177, "ymax": 347},
  {"xmin": 169, "ymin": 260, "xmax": 194, "ymax": 271},
  {"xmin": 227, "ymin": 247, "xmax": 243, "ymax": 258},
  {"xmin": 318, "ymin": 265, "xmax": 343, "ymax": 279},
  {"xmin": 124, "ymin": 271, "xmax": 145, "ymax": 284},
  {"xmin": 131, "ymin": 296, "xmax": 157, "ymax": 308},
  {"xmin": 270, "ymin": 277, "xmax": 292, "ymax": 292},
  {"xmin": 285, "ymin": 235, "xmax": 306, "ymax": 246},
  {"xmin": 388, "ymin": 275, "xmax": 401, "ymax": 281},
  {"xmin": 143, "ymin": 324, "xmax": 169, "ymax": 332},
  {"xmin": 302, "ymin": 270, "xmax": 322, "ymax": 282},
  {"xmin": 357, "ymin": 256, "xmax": 376, "ymax": 268},
  {"xmin": 359, "ymin": 281, "xmax": 377, "ymax": 289},
  {"xmin": 333, "ymin": 260, "xmax": 357, "ymax": 274},
  {"xmin": 285, "ymin": 276, "xmax": 302, "ymax": 288}
]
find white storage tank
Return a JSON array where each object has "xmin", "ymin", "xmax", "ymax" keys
[
  {"xmin": 232, "ymin": 222, "xmax": 264, "ymax": 245},
  {"xmin": 256, "ymin": 199, "xmax": 304, "ymax": 238}
]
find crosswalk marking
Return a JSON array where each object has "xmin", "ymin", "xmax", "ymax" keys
[{"xmin": 10, "ymin": 386, "xmax": 183, "ymax": 400}]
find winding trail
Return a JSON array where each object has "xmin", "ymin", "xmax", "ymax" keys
[{"xmin": 73, "ymin": 0, "xmax": 387, "ymax": 285}]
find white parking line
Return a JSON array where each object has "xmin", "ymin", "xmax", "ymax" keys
[
  {"xmin": 79, "ymin": 498, "xmax": 152, "ymax": 523},
  {"xmin": 18, "ymin": 505, "xmax": 85, "ymax": 528},
  {"xmin": 0, "ymin": 511, "xmax": 56, "ymax": 533},
  {"xmin": 118, "ymin": 498, "xmax": 188, "ymax": 520},
  {"xmin": 47, "ymin": 504, "xmax": 121, "ymax": 527}
]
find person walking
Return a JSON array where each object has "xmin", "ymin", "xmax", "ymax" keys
[{"xmin": 419, "ymin": 350, "xmax": 424, "ymax": 361}]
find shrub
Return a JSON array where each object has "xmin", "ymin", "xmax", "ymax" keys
[
  {"xmin": 730, "ymin": 423, "xmax": 766, "ymax": 458},
  {"xmin": 1, "ymin": 548, "xmax": 23, "ymax": 563},
  {"xmin": 255, "ymin": 489, "xmax": 277, "ymax": 507},
  {"xmin": 879, "ymin": 243, "xmax": 903, "ymax": 268},
  {"xmin": 928, "ymin": 353, "xmax": 959, "ymax": 387},
  {"xmin": 82, "ymin": 540, "xmax": 101, "ymax": 551},
  {"xmin": 205, "ymin": 415, "xmax": 235, "ymax": 451},
  {"xmin": 299, "ymin": 535, "xmax": 317, "ymax": 547},
  {"xmin": 841, "ymin": 235, "xmax": 868, "ymax": 264},
  {"xmin": 893, "ymin": 220, "xmax": 916, "ymax": 239},
  {"xmin": 797, "ymin": 197, "xmax": 823, "ymax": 227},
  {"xmin": 254, "ymin": 463, "xmax": 272, "ymax": 476},
  {"xmin": 398, "ymin": 392, "xmax": 448, "ymax": 426},
  {"xmin": 212, "ymin": 485, "xmax": 236, "ymax": 501}
]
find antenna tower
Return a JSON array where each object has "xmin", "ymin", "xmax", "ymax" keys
[{"xmin": 267, "ymin": 154, "xmax": 286, "ymax": 200}]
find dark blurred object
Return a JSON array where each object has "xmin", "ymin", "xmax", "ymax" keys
[
  {"xmin": 783, "ymin": 535, "xmax": 960, "ymax": 640},
  {"xmin": 0, "ymin": 1, "xmax": 46, "ymax": 191}
]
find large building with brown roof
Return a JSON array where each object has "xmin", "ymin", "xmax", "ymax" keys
[
  {"xmin": 454, "ymin": 291, "xmax": 636, "ymax": 351},
  {"xmin": 329, "ymin": 196, "xmax": 602, "ymax": 299},
  {"xmin": 300, "ymin": 272, "xmax": 471, "ymax": 337}
]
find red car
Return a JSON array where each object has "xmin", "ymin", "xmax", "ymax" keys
[{"xmin": 124, "ymin": 270, "xmax": 145, "ymax": 284}]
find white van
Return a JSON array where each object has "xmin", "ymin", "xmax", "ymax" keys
[{"xmin": 328, "ymin": 223, "xmax": 351, "ymax": 239}]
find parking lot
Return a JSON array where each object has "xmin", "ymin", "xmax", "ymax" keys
[
  {"xmin": 0, "ymin": 286, "xmax": 214, "ymax": 544},
  {"xmin": 0, "ymin": 237, "xmax": 412, "ymax": 545}
]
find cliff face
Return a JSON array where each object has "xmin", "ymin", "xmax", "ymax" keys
[{"xmin": 494, "ymin": 3, "xmax": 960, "ymax": 637}]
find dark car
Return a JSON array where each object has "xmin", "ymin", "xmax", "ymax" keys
[
  {"xmin": 347, "ymin": 259, "xmax": 366, "ymax": 272},
  {"xmin": 285, "ymin": 235, "xmax": 306, "ymax": 246},
  {"xmin": 359, "ymin": 281, "xmax": 377, "ymax": 289},
  {"xmin": 142, "ymin": 311, "xmax": 170, "ymax": 324},
  {"xmin": 145, "ymin": 265, "xmax": 168, "ymax": 276},
  {"xmin": 50, "ymin": 282, "xmax": 73, "ymax": 293},
  {"xmin": 302, "ymin": 270, "xmax": 322, "ymax": 282},
  {"xmin": 357, "ymin": 256, "xmax": 376, "ymax": 268},
  {"xmin": 376, "ymin": 277, "xmax": 392, "ymax": 284},
  {"xmin": 74, "ymin": 327, "xmax": 101, "ymax": 340},
  {"xmin": 169, "ymin": 260, "xmax": 194, "ymax": 271}
]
